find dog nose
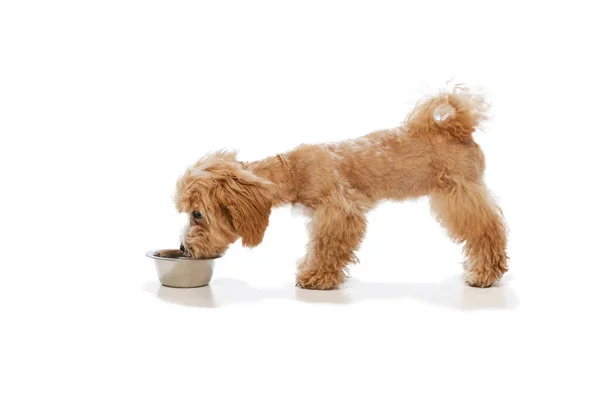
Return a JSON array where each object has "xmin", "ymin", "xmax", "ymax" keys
[{"xmin": 180, "ymin": 243, "xmax": 185, "ymax": 252}]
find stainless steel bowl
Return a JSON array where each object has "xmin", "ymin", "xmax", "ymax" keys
[{"xmin": 146, "ymin": 249, "xmax": 218, "ymax": 288}]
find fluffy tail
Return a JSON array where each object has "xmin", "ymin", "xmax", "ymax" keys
[{"xmin": 404, "ymin": 85, "xmax": 489, "ymax": 141}]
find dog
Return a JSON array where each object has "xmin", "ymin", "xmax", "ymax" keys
[{"xmin": 175, "ymin": 86, "xmax": 508, "ymax": 290}]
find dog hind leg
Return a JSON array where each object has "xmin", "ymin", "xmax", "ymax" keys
[{"xmin": 430, "ymin": 181, "xmax": 508, "ymax": 287}]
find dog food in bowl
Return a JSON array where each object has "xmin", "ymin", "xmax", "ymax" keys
[{"xmin": 146, "ymin": 249, "xmax": 219, "ymax": 288}]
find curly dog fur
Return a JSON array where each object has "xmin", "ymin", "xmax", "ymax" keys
[{"xmin": 175, "ymin": 86, "xmax": 508, "ymax": 290}]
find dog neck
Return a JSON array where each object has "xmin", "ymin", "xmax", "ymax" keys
[{"xmin": 241, "ymin": 154, "xmax": 298, "ymax": 206}]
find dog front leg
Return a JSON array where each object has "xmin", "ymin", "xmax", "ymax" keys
[{"xmin": 296, "ymin": 206, "xmax": 367, "ymax": 290}]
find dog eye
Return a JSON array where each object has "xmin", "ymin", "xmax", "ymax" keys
[{"xmin": 192, "ymin": 211, "xmax": 202, "ymax": 219}]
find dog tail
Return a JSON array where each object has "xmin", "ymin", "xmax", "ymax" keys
[{"xmin": 404, "ymin": 85, "xmax": 489, "ymax": 141}]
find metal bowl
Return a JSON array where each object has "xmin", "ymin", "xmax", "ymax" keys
[{"xmin": 146, "ymin": 249, "xmax": 219, "ymax": 288}]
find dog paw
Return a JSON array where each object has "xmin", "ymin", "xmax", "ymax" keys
[
  {"xmin": 464, "ymin": 257, "xmax": 507, "ymax": 288},
  {"xmin": 296, "ymin": 268, "xmax": 343, "ymax": 290},
  {"xmin": 464, "ymin": 268, "xmax": 496, "ymax": 288}
]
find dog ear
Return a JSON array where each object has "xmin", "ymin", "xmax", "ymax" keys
[{"xmin": 215, "ymin": 172, "xmax": 273, "ymax": 247}]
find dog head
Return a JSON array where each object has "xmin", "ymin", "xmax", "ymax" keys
[{"xmin": 175, "ymin": 151, "xmax": 274, "ymax": 258}]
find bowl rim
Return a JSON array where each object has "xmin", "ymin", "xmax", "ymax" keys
[{"xmin": 145, "ymin": 249, "xmax": 221, "ymax": 261}]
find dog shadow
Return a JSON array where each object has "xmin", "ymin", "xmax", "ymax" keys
[
  {"xmin": 296, "ymin": 274, "xmax": 518, "ymax": 310},
  {"xmin": 142, "ymin": 274, "xmax": 517, "ymax": 310}
]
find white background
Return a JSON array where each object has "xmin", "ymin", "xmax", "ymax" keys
[{"xmin": 1, "ymin": 1, "xmax": 599, "ymax": 399}]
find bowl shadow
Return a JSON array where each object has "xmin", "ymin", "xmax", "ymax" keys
[
  {"xmin": 141, "ymin": 279, "xmax": 288, "ymax": 308},
  {"xmin": 142, "ymin": 274, "xmax": 517, "ymax": 310}
]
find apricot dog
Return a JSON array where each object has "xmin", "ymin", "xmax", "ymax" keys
[{"xmin": 175, "ymin": 86, "xmax": 508, "ymax": 290}]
